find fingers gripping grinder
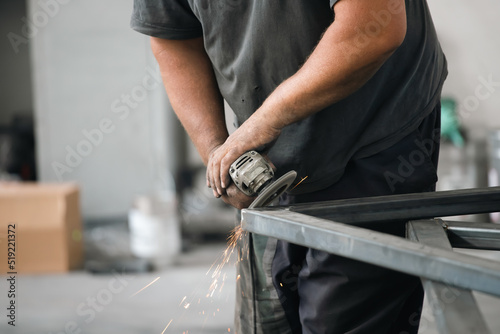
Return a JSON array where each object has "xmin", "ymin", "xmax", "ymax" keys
[{"xmin": 229, "ymin": 151, "xmax": 297, "ymax": 208}]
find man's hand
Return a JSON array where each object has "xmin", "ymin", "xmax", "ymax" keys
[
  {"xmin": 206, "ymin": 114, "xmax": 281, "ymax": 197},
  {"xmin": 220, "ymin": 184, "xmax": 256, "ymax": 210}
]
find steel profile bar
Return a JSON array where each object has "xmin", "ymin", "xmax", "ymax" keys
[
  {"xmin": 407, "ymin": 220, "xmax": 490, "ymax": 334},
  {"xmin": 276, "ymin": 187, "xmax": 500, "ymax": 225},
  {"xmin": 421, "ymin": 280, "xmax": 490, "ymax": 334},
  {"xmin": 241, "ymin": 209, "xmax": 500, "ymax": 297},
  {"xmin": 443, "ymin": 221, "xmax": 500, "ymax": 251}
]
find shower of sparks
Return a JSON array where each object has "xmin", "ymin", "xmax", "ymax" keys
[
  {"xmin": 291, "ymin": 176, "xmax": 308, "ymax": 190},
  {"xmin": 206, "ymin": 225, "xmax": 246, "ymax": 298},
  {"xmin": 162, "ymin": 226, "xmax": 248, "ymax": 332},
  {"xmin": 130, "ymin": 276, "xmax": 160, "ymax": 298},
  {"xmin": 161, "ymin": 319, "xmax": 173, "ymax": 334}
]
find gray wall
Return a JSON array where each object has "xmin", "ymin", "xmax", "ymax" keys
[
  {"xmin": 428, "ymin": 0, "xmax": 500, "ymax": 132},
  {"xmin": 29, "ymin": 0, "xmax": 182, "ymax": 219},
  {"xmin": 0, "ymin": 0, "xmax": 33, "ymax": 125}
]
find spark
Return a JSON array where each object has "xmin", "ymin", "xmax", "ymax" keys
[
  {"xmin": 161, "ymin": 319, "xmax": 173, "ymax": 334},
  {"xmin": 205, "ymin": 261, "xmax": 217, "ymax": 276},
  {"xmin": 205, "ymin": 226, "xmax": 246, "ymax": 297},
  {"xmin": 130, "ymin": 276, "xmax": 160, "ymax": 297},
  {"xmin": 291, "ymin": 176, "xmax": 308, "ymax": 190},
  {"xmin": 166, "ymin": 225, "xmax": 248, "ymax": 330}
]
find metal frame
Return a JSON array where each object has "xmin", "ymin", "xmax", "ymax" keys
[
  {"xmin": 407, "ymin": 220, "xmax": 491, "ymax": 334},
  {"xmin": 241, "ymin": 186, "xmax": 500, "ymax": 334}
]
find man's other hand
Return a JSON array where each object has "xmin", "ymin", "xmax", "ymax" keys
[{"xmin": 220, "ymin": 183, "xmax": 256, "ymax": 210}]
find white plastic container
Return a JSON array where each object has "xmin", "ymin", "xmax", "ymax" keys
[{"xmin": 128, "ymin": 193, "xmax": 181, "ymax": 268}]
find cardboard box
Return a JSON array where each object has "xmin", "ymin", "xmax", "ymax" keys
[{"xmin": 0, "ymin": 183, "xmax": 83, "ymax": 274}]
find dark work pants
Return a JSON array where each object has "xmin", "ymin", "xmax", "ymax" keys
[{"xmin": 272, "ymin": 105, "xmax": 441, "ymax": 334}]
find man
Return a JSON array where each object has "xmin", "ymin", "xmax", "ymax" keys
[{"xmin": 131, "ymin": 0, "xmax": 447, "ymax": 333}]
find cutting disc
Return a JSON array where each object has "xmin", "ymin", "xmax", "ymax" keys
[{"xmin": 249, "ymin": 170, "xmax": 297, "ymax": 209}]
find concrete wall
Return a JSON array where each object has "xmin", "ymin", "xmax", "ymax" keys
[
  {"xmin": 28, "ymin": 0, "xmax": 182, "ymax": 219},
  {"xmin": 0, "ymin": 1, "xmax": 33, "ymax": 125},
  {"xmin": 428, "ymin": 0, "xmax": 500, "ymax": 132}
]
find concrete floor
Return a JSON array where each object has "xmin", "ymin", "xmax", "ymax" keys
[
  {"xmin": 1, "ymin": 242, "xmax": 500, "ymax": 334},
  {"xmin": 0, "ymin": 243, "xmax": 236, "ymax": 334}
]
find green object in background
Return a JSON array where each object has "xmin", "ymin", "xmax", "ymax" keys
[{"xmin": 441, "ymin": 98, "xmax": 465, "ymax": 147}]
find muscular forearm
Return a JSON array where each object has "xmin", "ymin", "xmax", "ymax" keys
[
  {"xmin": 250, "ymin": 0, "xmax": 407, "ymax": 131},
  {"xmin": 151, "ymin": 36, "xmax": 227, "ymax": 165},
  {"xmin": 206, "ymin": 0, "xmax": 408, "ymax": 194}
]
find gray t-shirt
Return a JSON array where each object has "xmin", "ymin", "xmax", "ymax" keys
[{"xmin": 131, "ymin": 0, "xmax": 447, "ymax": 194}]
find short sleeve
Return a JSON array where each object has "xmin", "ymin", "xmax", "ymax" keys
[
  {"xmin": 131, "ymin": 0, "xmax": 203, "ymax": 39},
  {"xmin": 330, "ymin": 0, "xmax": 340, "ymax": 8}
]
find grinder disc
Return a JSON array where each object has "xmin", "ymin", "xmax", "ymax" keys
[{"xmin": 249, "ymin": 170, "xmax": 297, "ymax": 209}]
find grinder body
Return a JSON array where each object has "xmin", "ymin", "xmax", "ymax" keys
[
  {"xmin": 229, "ymin": 151, "xmax": 275, "ymax": 197},
  {"xmin": 229, "ymin": 151, "xmax": 297, "ymax": 208}
]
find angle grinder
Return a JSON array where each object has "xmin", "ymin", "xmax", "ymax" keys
[{"xmin": 229, "ymin": 151, "xmax": 297, "ymax": 208}]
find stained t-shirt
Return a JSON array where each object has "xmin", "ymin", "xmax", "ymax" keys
[{"xmin": 131, "ymin": 0, "xmax": 447, "ymax": 194}]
